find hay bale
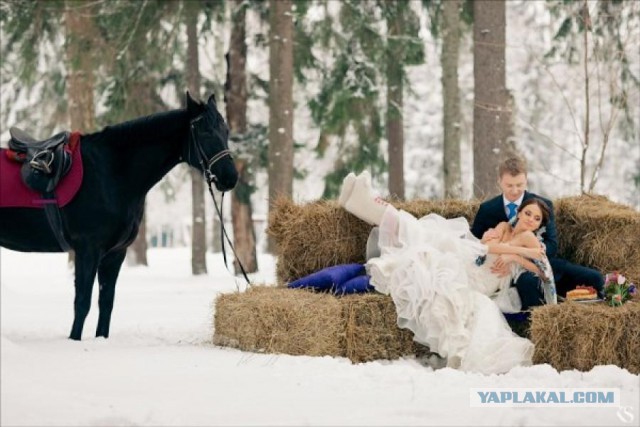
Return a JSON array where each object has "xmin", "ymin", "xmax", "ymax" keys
[
  {"xmin": 555, "ymin": 194, "xmax": 640, "ymax": 284},
  {"xmin": 267, "ymin": 197, "xmax": 480, "ymax": 284},
  {"xmin": 261, "ymin": 194, "xmax": 639, "ymax": 365},
  {"xmin": 213, "ymin": 286, "xmax": 424, "ymax": 362},
  {"xmin": 530, "ymin": 302, "xmax": 640, "ymax": 374},
  {"xmin": 342, "ymin": 293, "xmax": 422, "ymax": 362},
  {"xmin": 269, "ymin": 194, "xmax": 639, "ymax": 285},
  {"xmin": 267, "ymin": 198, "xmax": 372, "ymax": 285},
  {"xmin": 213, "ymin": 286, "xmax": 344, "ymax": 357}
]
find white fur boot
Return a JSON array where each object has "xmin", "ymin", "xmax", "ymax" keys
[
  {"xmin": 338, "ymin": 172, "xmax": 357, "ymax": 207},
  {"xmin": 343, "ymin": 171, "xmax": 389, "ymax": 226}
]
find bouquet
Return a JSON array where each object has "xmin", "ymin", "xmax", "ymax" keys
[{"xmin": 604, "ymin": 272, "xmax": 637, "ymax": 307}]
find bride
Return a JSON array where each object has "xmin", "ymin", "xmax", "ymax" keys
[{"xmin": 338, "ymin": 171, "xmax": 555, "ymax": 375}]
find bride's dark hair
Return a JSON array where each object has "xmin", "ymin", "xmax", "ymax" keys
[{"xmin": 518, "ymin": 198, "xmax": 551, "ymax": 228}]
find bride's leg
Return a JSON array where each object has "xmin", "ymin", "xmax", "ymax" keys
[{"xmin": 342, "ymin": 171, "xmax": 391, "ymax": 226}]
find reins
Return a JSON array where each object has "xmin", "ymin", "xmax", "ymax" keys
[
  {"xmin": 206, "ymin": 181, "xmax": 251, "ymax": 286},
  {"xmin": 189, "ymin": 117, "xmax": 251, "ymax": 286}
]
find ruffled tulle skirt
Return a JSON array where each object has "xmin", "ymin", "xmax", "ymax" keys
[{"xmin": 366, "ymin": 209, "xmax": 534, "ymax": 375}]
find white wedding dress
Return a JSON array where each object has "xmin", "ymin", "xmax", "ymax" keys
[{"xmin": 366, "ymin": 209, "xmax": 535, "ymax": 375}]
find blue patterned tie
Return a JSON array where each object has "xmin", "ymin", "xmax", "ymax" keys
[{"xmin": 507, "ymin": 202, "xmax": 518, "ymax": 220}]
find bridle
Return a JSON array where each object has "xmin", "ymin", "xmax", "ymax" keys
[
  {"xmin": 189, "ymin": 115, "xmax": 233, "ymax": 187},
  {"xmin": 188, "ymin": 114, "xmax": 251, "ymax": 285}
]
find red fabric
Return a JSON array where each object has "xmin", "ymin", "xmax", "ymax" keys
[{"xmin": 0, "ymin": 132, "xmax": 83, "ymax": 208}]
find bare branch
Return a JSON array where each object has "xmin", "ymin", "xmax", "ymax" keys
[
  {"xmin": 516, "ymin": 116, "xmax": 580, "ymax": 161},
  {"xmin": 581, "ymin": 0, "xmax": 591, "ymax": 193},
  {"xmin": 115, "ymin": 0, "xmax": 149, "ymax": 62},
  {"xmin": 538, "ymin": 62, "xmax": 585, "ymax": 149}
]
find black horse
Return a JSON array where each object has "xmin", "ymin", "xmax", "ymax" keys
[{"xmin": 0, "ymin": 92, "xmax": 238, "ymax": 340}]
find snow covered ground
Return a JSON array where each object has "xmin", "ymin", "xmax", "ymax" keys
[{"xmin": 1, "ymin": 247, "xmax": 638, "ymax": 426}]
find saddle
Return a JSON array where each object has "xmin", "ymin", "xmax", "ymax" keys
[{"xmin": 8, "ymin": 127, "xmax": 73, "ymax": 193}]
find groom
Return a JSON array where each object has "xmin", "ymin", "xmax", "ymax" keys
[{"xmin": 471, "ymin": 156, "xmax": 604, "ymax": 309}]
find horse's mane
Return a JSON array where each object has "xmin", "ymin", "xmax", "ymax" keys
[{"xmin": 90, "ymin": 109, "xmax": 190, "ymax": 145}]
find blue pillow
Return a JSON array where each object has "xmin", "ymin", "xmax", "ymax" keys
[
  {"xmin": 288, "ymin": 263, "xmax": 366, "ymax": 292},
  {"xmin": 334, "ymin": 275, "xmax": 374, "ymax": 295}
]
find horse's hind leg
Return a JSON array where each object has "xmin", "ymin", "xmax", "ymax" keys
[
  {"xmin": 95, "ymin": 249, "xmax": 126, "ymax": 338},
  {"xmin": 69, "ymin": 248, "xmax": 101, "ymax": 340}
]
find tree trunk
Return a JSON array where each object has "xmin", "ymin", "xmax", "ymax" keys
[
  {"xmin": 186, "ymin": 1, "xmax": 207, "ymax": 274},
  {"xmin": 472, "ymin": 0, "xmax": 513, "ymax": 199},
  {"xmin": 227, "ymin": 0, "xmax": 258, "ymax": 274},
  {"xmin": 267, "ymin": 0, "xmax": 294, "ymax": 254},
  {"xmin": 386, "ymin": 9, "xmax": 405, "ymax": 200},
  {"xmin": 126, "ymin": 209, "xmax": 148, "ymax": 266},
  {"xmin": 441, "ymin": 0, "xmax": 463, "ymax": 199},
  {"xmin": 65, "ymin": 2, "xmax": 96, "ymax": 133},
  {"xmin": 65, "ymin": 0, "xmax": 97, "ymax": 265}
]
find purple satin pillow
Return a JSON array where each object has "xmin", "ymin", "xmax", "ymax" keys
[
  {"xmin": 334, "ymin": 274, "xmax": 374, "ymax": 295},
  {"xmin": 288, "ymin": 263, "xmax": 366, "ymax": 292}
]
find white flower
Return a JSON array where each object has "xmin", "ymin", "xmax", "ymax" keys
[{"xmin": 618, "ymin": 274, "xmax": 626, "ymax": 285}]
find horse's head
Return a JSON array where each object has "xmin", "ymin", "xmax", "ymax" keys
[{"xmin": 185, "ymin": 91, "xmax": 238, "ymax": 192}]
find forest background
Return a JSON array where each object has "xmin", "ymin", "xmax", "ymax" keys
[{"xmin": 1, "ymin": 0, "xmax": 638, "ymax": 276}]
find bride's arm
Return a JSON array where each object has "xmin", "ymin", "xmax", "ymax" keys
[
  {"xmin": 480, "ymin": 222, "xmax": 507, "ymax": 244},
  {"xmin": 485, "ymin": 234, "xmax": 545, "ymax": 260},
  {"xmin": 495, "ymin": 254, "xmax": 544, "ymax": 276}
]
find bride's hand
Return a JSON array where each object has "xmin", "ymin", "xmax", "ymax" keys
[
  {"xmin": 522, "ymin": 244, "xmax": 545, "ymax": 260},
  {"xmin": 491, "ymin": 255, "xmax": 515, "ymax": 277}
]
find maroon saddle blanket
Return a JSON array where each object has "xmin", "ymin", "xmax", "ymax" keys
[{"xmin": 0, "ymin": 132, "xmax": 83, "ymax": 208}]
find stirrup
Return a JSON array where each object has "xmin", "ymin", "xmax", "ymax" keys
[{"xmin": 29, "ymin": 150, "xmax": 55, "ymax": 174}]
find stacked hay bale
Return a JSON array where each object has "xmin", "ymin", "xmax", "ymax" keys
[
  {"xmin": 265, "ymin": 198, "xmax": 372, "ymax": 285},
  {"xmin": 214, "ymin": 197, "xmax": 478, "ymax": 362},
  {"xmin": 213, "ymin": 286, "xmax": 424, "ymax": 363},
  {"xmin": 555, "ymin": 194, "xmax": 640, "ymax": 284},
  {"xmin": 214, "ymin": 193, "xmax": 640, "ymax": 368},
  {"xmin": 268, "ymin": 197, "xmax": 479, "ymax": 284},
  {"xmin": 530, "ymin": 302, "xmax": 640, "ymax": 374}
]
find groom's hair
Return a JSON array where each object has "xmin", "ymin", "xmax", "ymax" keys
[{"xmin": 498, "ymin": 156, "xmax": 527, "ymax": 178}]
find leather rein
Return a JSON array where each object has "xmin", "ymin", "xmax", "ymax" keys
[{"xmin": 189, "ymin": 116, "xmax": 251, "ymax": 285}]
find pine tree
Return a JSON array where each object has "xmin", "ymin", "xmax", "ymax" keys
[
  {"xmin": 309, "ymin": 0, "xmax": 424, "ymax": 199},
  {"xmin": 95, "ymin": 1, "xmax": 184, "ymax": 266},
  {"xmin": 472, "ymin": 0, "xmax": 513, "ymax": 199},
  {"xmin": 267, "ymin": 0, "xmax": 294, "ymax": 253},
  {"xmin": 227, "ymin": 0, "xmax": 258, "ymax": 274},
  {"xmin": 381, "ymin": 1, "xmax": 424, "ymax": 200},
  {"xmin": 185, "ymin": 0, "xmax": 208, "ymax": 275},
  {"xmin": 1, "ymin": 1, "xmax": 74, "ymax": 136}
]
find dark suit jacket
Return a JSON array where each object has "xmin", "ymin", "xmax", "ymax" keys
[{"xmin": 470, "ymin": 191, "xmax": 558, "ymax": 258}]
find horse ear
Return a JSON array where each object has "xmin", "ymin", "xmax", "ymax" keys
[
  {"xmin": 186, "ymin": 91, "xmax": 201, "ymax": 115},
  {"xmin": 207, "ymin": 94, "xmax": 217, "ymax": 106}
]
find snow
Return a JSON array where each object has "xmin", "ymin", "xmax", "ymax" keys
[{"xmin": 2, "ymin": 248, "xmax": 639, "ymax": 426}]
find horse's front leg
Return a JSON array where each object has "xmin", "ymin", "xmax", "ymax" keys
[
  {"xmin": 95, "ymin": 249, "xmax": 127, "ymax": 338},
  {"xmin": 69, "ymin": 247, "xmax": 101, "ymax": 340}
]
